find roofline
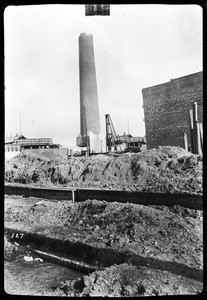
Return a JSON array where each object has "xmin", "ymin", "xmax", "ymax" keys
[{"xmin": 142, "ymin": 70, "xmax": 203, "ymax": 92}]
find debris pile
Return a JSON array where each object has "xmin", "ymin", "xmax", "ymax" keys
[
  {"xmin": 4, "ymin": 145, "xmax": 203, "ymax": 296},
  {"xmin": 5, "ymin": 194, "xmax": 203, "ymax": 296},
  {"xmin": 5, "ymin": 146, "xmax": 203, "ymax": 194},
  {"xmin": 4, "ymin": 236, "xmax": 32, "ymax": 262},
  {"xmin": 50, "ymin": 263, "xmax": 202, "ymax": 297},
  {"xmin": 5, "ymin": 198, "xmax": 203, "ymax": 270}
]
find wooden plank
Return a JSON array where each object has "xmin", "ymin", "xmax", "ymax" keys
[
  {"xmin": 199, "ymin": 122, "xmax": 203, "ymax": 150},
  {"xmin": 196, "ymin": 122, "xmax": 202, "ymax": 155},
  {"xmin": 183, "ymin": 133, "xmax": 188, "ymax": 151},
  {"xmin": 189, "ymin": 109, "xmax": 194, "ymax": 153},
  {"xmin": 193, "ymin": 102, "xmax": 198, "ymax": 154}
]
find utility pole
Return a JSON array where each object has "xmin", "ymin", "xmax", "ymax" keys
[
  {"xmin": 19, "ymin": 113, "xmax": 22, "ymax": 136},
  {"xmin": 127, "ymin": 118, "xmax": 129, "ymax": 135},
  {"xmin": 127, "ymin": 118, "xmax": 130, "ymax": 150}
]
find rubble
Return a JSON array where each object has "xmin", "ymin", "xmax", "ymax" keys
[
  {"xmin": 4, "ymin": 146, "xmax": 203, "ymax": 296},
  {"xmin": 5, "ymin": 198, "xmax": 203, "ymax": 273},
  {"xmin": 4, "ymin": 235, "xmax": 33, "ymax": 262},
  {"xmin": 5, "ymin": 146, "xmax": 203, "ymax": 194},
  {"xmin": 49, "ymin": 263, "xmax": 202, "ymax": 297}
]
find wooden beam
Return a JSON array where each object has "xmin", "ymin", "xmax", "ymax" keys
[
  {"xmin": 189, "ymin": 109, "xmax": 194, "ymax": 153},
  {"xmin": 199, "ymin": 122, "xmax": 203, "ymax": 151},
  {"xmin": 193, "ymin": 102, "xmax": 198, "ymax": 154},
  {"xmin": 196, "ymin": 122, "xmax": 202, "ymax": 155},
  {"xmin": 183, "ymin": 133, "xmax": 188, "ymax": 151}
]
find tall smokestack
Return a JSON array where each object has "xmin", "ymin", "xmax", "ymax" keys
[{"xmin": 76, "ymin": 33, "xmax": 101, "ymax": 153}]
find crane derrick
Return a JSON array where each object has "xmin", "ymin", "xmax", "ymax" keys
[{"xmin": 105, "ymin": 114, "xmax": 122, "ymax": 153}]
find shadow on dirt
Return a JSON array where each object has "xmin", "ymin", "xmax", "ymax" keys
[{"xmin": 5, "ymin": 227, "xmax": 203, "ymax": 283}]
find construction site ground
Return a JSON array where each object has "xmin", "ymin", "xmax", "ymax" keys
[{"xmin": 4, "ymin": 146, "xmax": 203, "ymax": 296}]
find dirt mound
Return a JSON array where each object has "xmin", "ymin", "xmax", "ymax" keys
[
  {"xmin": 50, "ymin": 263, "xmax": 202, "ymax": 297},
  {"xmin": 5, "ymin": 196, "xmax": 203, "ymax": 296},
  {"xmin": 5, "ymin": 198, "xmax": 203, "ymax": 270},
  {"xmin": 5, "ymin": 146, "xmax": 203, "ymax": 194}
]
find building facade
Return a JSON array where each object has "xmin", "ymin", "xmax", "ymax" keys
[
  {"xmin": 142, "ymin": 71, "xmax": 203, "ymax": 150},
  {"xmin": 5, "ymin": 134, "xmax": 54, "ymax": 151}
]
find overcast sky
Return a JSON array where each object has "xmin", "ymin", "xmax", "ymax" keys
[{"xmin": 4, "ymin": 4, "xmax": 202, "ymax": 147}]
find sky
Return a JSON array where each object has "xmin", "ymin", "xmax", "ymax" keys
[{"xmin": 4, "ymin": 4, "xmax": 202, "ymax": 147}]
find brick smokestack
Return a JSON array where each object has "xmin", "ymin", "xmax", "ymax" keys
[{"xmin": 76, "ymin": 33, "xmax": 101, "ymax": 152}]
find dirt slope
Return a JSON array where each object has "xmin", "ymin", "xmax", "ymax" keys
[
  {"xmin": 5, "ymin": 198, "xmax": 203, "ymax": 271},
  {"xmin": 5, "ymin": 146, "xmax": 203, "ymax": 194},
  {"xmin": 48, "ymin": 263, "xmax": 202, "ymax": 297},
  {"xmin": 4, "ymin": 146, "xmax": 203, "ymax": 296},
  {"xmin": 5, "ymin": 197, "xmax": 203, "ymax": 296}
]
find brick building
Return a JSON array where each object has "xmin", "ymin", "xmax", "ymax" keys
[{"xmin": 142, "ymin": 71, "xmax": 203, "ymax": 150}]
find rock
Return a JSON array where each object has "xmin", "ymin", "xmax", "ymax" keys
[
  {"xmin": 34, "ymin": 257, "xmax": 43, "ymax": 262},
  {"xmin": 84, "ymin": 275, "xmax": 95, "ymax": 287},
  {"xmin": 23, "ymin": 256, "xmax": 33, "ymax": 261},
  {"xmin": 93, "ymin": 225, "xmax": 100, "ymax": 232}
]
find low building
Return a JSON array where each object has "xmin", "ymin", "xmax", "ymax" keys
[
  {"xmin": 107, "ymin": 134, "xmax": 146, "ymax": 153},
  {"xmin": 5, "ymin": 134, "xmax": 54, "ymax": 151}
]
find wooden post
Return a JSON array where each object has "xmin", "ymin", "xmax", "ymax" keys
[
  {"xmin": 183, "ymin": 133, "xmax": 188, "ymax": 151},
  {"xmin": 189, "ymin": 109, "xmax": 194, "ymax": 153},
  {"xmin": 199, "ymin": 122, "xmax": 203, "ymax": 151},
  {"xmin": 193, "ymin": 102, "xmax": 198, "ymax": 154},
  {"xmin": 72, "ymin": 190, "xmax": 75, "ymax": 203},
  {"xmin": 196, "ymin": 122, "xmax": 202, "ymax": 155}
]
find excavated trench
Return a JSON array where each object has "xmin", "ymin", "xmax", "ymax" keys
[
  {"xmin": 4, "ymin": 227, "xmax": 203, "ymax": 284},
  {"xmin": 4, "ymin": 238, "xmax": 84, "ymax": 296},
  {"xmin": 4, "ymin": 195, "xmax": 203, "ymax": 296},
  {"xmin": 5, "ymin": 228, "xmax": 128, "ymax": 271}
]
